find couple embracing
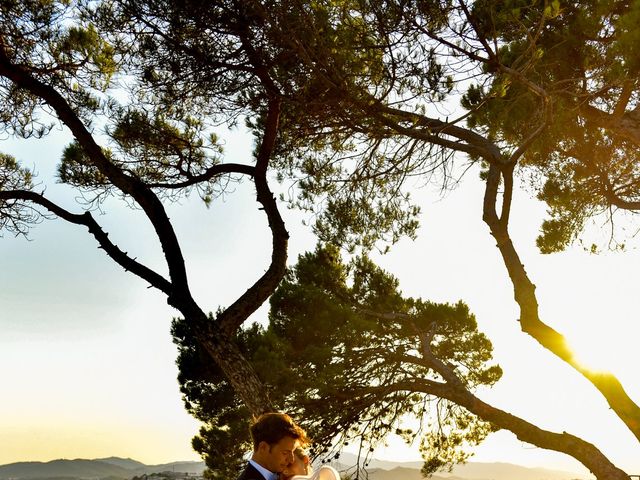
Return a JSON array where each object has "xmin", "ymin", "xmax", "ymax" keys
[{"xmin": 237, "ymin": 412, "xmax": 339, "ymax": 480}]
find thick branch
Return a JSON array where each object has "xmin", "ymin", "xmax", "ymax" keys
[
  {"xmin": 440, "ymin": 385, "xmax": 629, "ymax": 480},
  {"xmin": 482, "ymin": 162, "xmax": 640, "ymax": 442},
  {"xmin": 580, "ymin": 103, "xmax": 640, "ymax": 147},
  {"xmin": 613, "ymin": 80, "xmax": 635, "ymax": 118},
  {"xmin": 375, "ymin": 105, "xmax": 503, "ymax": 162},
  {"xmin": 499, "ymin": 162, "xmax": 514, "ymax": 225},
  {"xmin": 357, "ymin": 378, "xmax": 627, "ymax": 480},
  {"xmin": 217, "ymin": 97, "xmax": 289, "ymax": 337},
  {"xmin": 604, "ymin": 191, "xmax": 640, "ymax": 210},
  {"xmin": 500, "ymin": 94, "xmax": 549, "ymax": 224},
  {"xmin": 0, "ymin": 47, "xmax": 195, "ymax": 310},
  {"xmin": 194, "ymin": 100, "xmax": 286, "ymax": 413},
  {"xmin": 458, "ymin": 0, "xmax": 497, "ymax": 61},
  {"xmin": 147, "ymin": 162, "xmax": 256, "ymax": 189},
  {"xmin": 0, "ymin": 189, "xmax": 172, "ymax": 293},
  {"xmin": 413, "ymin": 323, "xmax": 465, "ymax": 389},
  {"xmin": 255, "ymin": 97, "xmax": 281, "ymax": 173}
]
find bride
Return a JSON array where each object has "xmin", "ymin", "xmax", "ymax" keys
[{"xmin": 283, "ymin": 448, "xmax": 340, "ymax": 480}]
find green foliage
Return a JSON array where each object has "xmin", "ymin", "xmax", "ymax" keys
[
  {"xmin": 461, "ymin": 0, "xmax": 640, "ymax": 252},
  {"xmin": 0, "ymin": 153, "xmax": 33, "ymax": 190},
  {"xmin": 0, "ymin": 153, "xmax": 37, "ymax": 235},
  {"xmin": 52, "ymin": 23, "xmax": 117, "ymax": 89},
  {"xmin": 174, "ymin": 245, "xmax": 501, "ymax": 477},
  {"xmin": 1, "ymin": 0, "xmax": 238, "ymax": 211},
  {"xmin": 58, "ymin": 108, "xmax": 229, "ymax": 204},
  {"xmin": 0, "ymin": 1, "xmax": 117, "ymax": 133},
  {"xmin": 420, "ymin": 410, "xmax": 498, "ymax": 475},
  {"xmin": 58, "ymin": 142, "xmax": 111, "ymax": 189},
  {"xmin": 94, "ymin": 0, "xmax": 453, "ymax": 252},
  {"xmin": 6, "ymin": 0, "xmax": 640, "ymax": 253}
]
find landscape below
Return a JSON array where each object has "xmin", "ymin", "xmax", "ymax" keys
[{"xmin": 0, "ymin": 455, "xmax": 591, "ymax": 480}]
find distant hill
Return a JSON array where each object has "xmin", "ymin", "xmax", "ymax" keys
[
  {"xmin": 95, "ymin": 459, "xmax": 146, "ymax": 471},
  {"xmin": 333, "ymin": 453, "xmax": 422, "ymax": 471},
  {"xmin": 0, "ymin": 459, "xmax": 206, "ymax": 480},
  {"xmin": 439, "ymin": 462, "xmax": 588, "ymax": 480},
  {"xmin": 0, "ymin": 459, "xmax": 133, "ymax": 479},
  {"xmin": 366, "ymin": 466, "xmax": 461, "ymax": 480},
  {"xmin": 333, "ymin": 453, "xmax": 590, "ymax": 480},
  {"xmin": 138, "ymin": 463, "xmax": 205, "ymax": 476},
  {"xmin": 0, "ymin": 456, "xmax": 591, "ymax": 480}
]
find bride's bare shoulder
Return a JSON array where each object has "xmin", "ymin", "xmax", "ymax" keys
[{"xmin": 315, "ymin": 466, "xmax": 340, "ymax": 480}]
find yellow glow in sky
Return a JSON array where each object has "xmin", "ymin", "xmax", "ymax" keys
[{"xmin": 567, "ymin": 328, "xmax": 624, "ymax": 376}]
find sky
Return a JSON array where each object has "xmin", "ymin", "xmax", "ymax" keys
[{"xmin": 1, "ymin": 121, "xmax": 640, "ymax": 476}]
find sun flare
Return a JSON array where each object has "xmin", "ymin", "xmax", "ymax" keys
[{"xmin": 566, "ymin": 329, "xmax": 624, "ymax": 375}]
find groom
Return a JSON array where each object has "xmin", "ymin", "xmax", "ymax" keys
[{"xmin": 237, "ymin": 412, "xmax": 308, "ymax": 480}]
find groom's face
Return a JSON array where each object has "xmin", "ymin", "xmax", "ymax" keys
[{"xmin": 258, "ymin": 435, "xmax": 298, "ymax": 473}]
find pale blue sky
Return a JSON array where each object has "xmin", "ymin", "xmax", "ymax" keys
[{"xmin": 1, "ymin": 123, "xmax": 639, "ymax": 475}]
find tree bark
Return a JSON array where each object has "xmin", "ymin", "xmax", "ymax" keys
[
  {"xmin": 580, "ymin": 103, "xmax": 640, "ymax": 147},
  {"xmin": 442, "ymin": 385, "xmax": 630, "ymax": 480},
  {"xmin": 482, "ymin": 162, "xmax": 640, "ymax": 442},
  {"xmin": 198, "ymin": 321, "xmax": 274, "ymax": 416}
]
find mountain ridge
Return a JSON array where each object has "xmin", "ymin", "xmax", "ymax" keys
[
  {"xmin": 0, "ymin": 456, "xmax": 592, "ymax": 480},
  {"xmin": 0, "ymin": 459, "xmax": 205, "ymax": 480},
  {"xmin": 325, "ymin": 454, "xmax": 590, "ymax": 480}
]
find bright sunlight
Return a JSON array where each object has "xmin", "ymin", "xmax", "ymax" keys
[{"xmin": 566, "ymin": 326, "xmax": 627, "ymax": 375}]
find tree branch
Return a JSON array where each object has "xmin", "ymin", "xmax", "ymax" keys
[
  {"xmin": 440, "ymin": 385, "xmax": 630, "ymax": 480},
  {"xmin": 374, "ymin": 104, "xmax": 503, "ymax": 163},
  {"xmin": 0, "ymin": 189, "xmax": 173, "ymax": 293},
  {"xmin": 613, "ymin": 79, "xmax": 635, "ymax": 118},
  {"xmin": 604, "ymin": 192, "xmax": 640, "ymax": 210},
  {"xmin": 482, "ymin": 162, "xmax": 640, "ymax": 442},
  {"xmin": 580, "ymin": 103, "xmax": 640, "ymax": 146},
  {"xmin": 0, "ymin": 45, "xmax": 196, "ymax": 311},
  {"xmin": 217, "ymin": 97, "xmax": 289, "ymax": 336},
  {"xmin": 353, "ymin": 379, "xmax": 628, "ymax": 480},
  {"xmin": 147, "ymin": 162, "xmax": 256, "ymax": 189},
  {"xmin": 458, "ymin": 0, "xmax": 497, "ymax": 61}
]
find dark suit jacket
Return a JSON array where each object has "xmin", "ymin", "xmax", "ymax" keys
[{"xmin": 237, "ymin": 463, "xmax": 269, "ymax": 480}]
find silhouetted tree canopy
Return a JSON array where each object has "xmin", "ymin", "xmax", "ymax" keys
[
  {"xmin": 174, "ymin": 245, "xmax": 502, "ymax": 478},
  {"xmin": 457, "ymin": 0, "xmax": 640, "ymax": 253},
  {"xmin": 1, "ymin": 2, "xmax": 639, "ymax": 480}
]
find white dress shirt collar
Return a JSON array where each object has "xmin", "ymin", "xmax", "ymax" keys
[{"xmin": 249, "ymin": 459, "xmax": 278, "ymax": 480}]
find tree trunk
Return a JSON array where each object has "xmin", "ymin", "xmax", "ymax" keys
[
  {"xmin": 200, "ymin": 330, "xmax": 274, "ymax": 416},
  {"xmin": 441, "ymin": 385, "xmax": 631, "ymax": 480},
  {"xmin": 482, "ymin": 163, "xmax": 640, "ymax": 442}
]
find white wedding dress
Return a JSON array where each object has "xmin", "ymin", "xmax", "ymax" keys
[{"xmin": 290, "ymin": 466, "xmax": 340, "ymax": 480}]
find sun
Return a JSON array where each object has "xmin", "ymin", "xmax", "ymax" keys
[{"xmin": 565, "ymin": 326, "xmax": 628, "ymax": 376}]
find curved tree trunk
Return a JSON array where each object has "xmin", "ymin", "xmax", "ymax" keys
[
  {"xmin": 439, "ymin": 384, "xmax": 630, "ymax": 480},
  {"xmin": 200, "ymin": 326, "xmax": 275, "ymax": 416},
  {"xmin": 482, "ymin": 162, "xmax": 640, "ymax": 442},
  {"xmin": 401, "ymin": 337, "xmax": 630, "ymax": 480}
]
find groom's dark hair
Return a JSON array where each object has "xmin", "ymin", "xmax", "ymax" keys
[{"xmin": 250, "ymin": 412, "xmax": 308, "ymax": 450}]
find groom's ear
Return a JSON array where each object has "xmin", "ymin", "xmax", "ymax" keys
[{"xmin": 257, "ymin": 440, "xmax": 270, "ymax": 453}]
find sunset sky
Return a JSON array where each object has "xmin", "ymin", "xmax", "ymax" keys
[{"xmin": 1, "ymin": 123, "xmax": 639, "ymax": 476}]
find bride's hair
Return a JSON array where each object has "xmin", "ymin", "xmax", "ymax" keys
[{"xmin": 293, "ymin": 447, "xmax": 309, "ymax": 460}]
